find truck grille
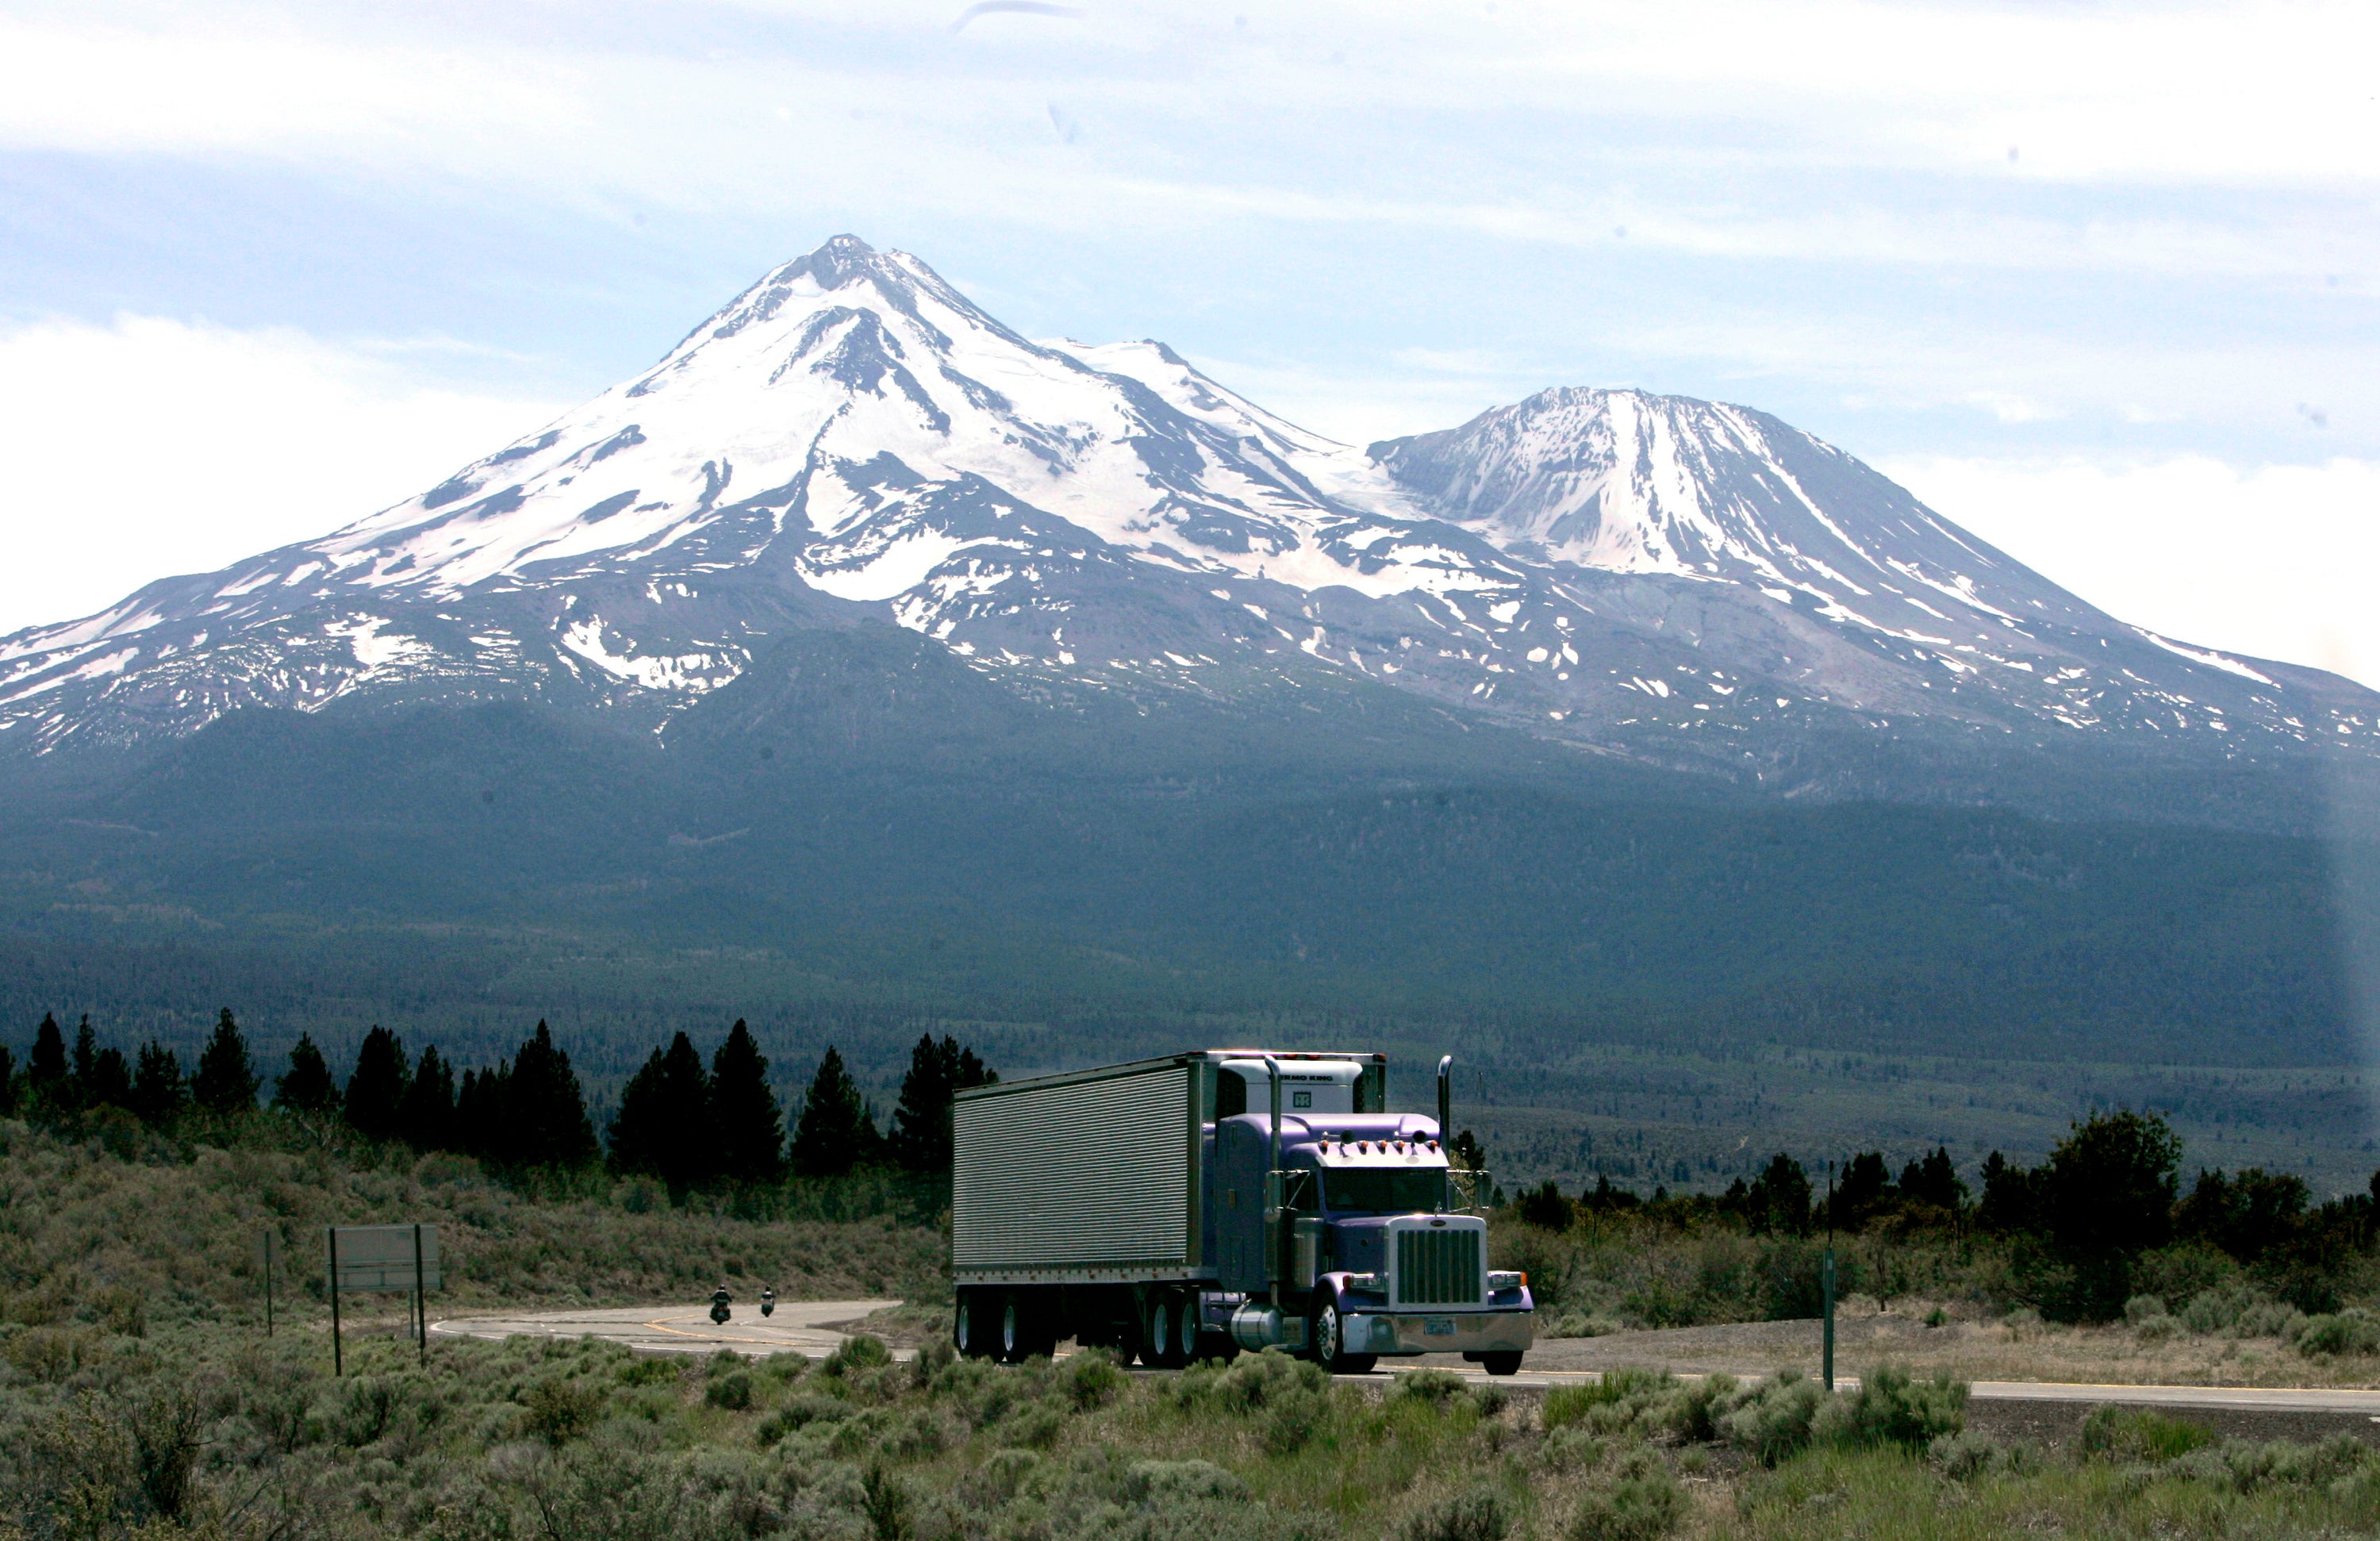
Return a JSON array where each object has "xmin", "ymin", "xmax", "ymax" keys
[{"xmin": 1394, "ymin": 1228, "xmax": 1481, "ymax": 1306}]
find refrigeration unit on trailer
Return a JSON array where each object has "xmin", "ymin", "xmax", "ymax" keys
[{"xmin": 949, "ymin": 1049, "xmax": 1534, "ymax": 1374}]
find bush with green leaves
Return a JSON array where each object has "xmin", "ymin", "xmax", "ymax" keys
[
  {"xmin": 2079, "ymin": 1405, "xmax": 2216, "ymax": 1463},
  {"xmin": 1827, "ymin": 1365, "xmax": 1967, "ymax": 1452},
  {"xmin": 1397, "ymin": 1485, "xmax": 1511, "ymax": 1541},
  {"xmin": 1564, "ymin": 1447, "xmax": 1687, "ymax": 1541},
  {"xmin": 2292, "ymin": 1308, "xmax": 2380, "ymax": 1358}
]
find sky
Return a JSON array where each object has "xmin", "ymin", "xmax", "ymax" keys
[{"xmin": 0, "ymin": 0, "xmax": 2374, "ymax": 681}]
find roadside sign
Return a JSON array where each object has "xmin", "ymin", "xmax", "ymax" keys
[
  {"xmin": 330, "ymin": 1224, "xmax": 441, "ymax": 1290},
  {"xmin": 326, "ymin": 1223, "xmax": 440, "ymax": 1374}
]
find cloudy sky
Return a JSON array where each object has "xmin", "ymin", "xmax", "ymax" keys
[{"xmin": 2, "ymin": 0, "xmax": 2374, "ymax": 679}]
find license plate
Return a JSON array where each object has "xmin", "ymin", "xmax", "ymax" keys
[{"xmin": 1424, "ymin": 1317, "xmax": 1456, "ymax": 1336}]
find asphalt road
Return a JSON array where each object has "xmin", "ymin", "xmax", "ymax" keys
[{"xmin": 431, "ymin": 1303, "xmax": 2380, "ymax": 1414}]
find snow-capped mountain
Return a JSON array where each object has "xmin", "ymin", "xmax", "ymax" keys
[{"xmin": 3, "ymin": 235, "xmax": 2374, "ymax": 792}]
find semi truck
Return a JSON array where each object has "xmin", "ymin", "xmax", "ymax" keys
[{"xmin": 949, "ymin": 1049, "xmax": 1534, "ymax": 1374}]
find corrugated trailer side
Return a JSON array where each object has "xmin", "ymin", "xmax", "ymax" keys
[{"xmin": 952, "ymin": 1054, "xmax": 1205, "ymax": 1283}]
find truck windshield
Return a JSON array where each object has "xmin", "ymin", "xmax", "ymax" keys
[{"xmin": 1324, "ymin": 1168, "xmax": 1446, "ymax": 1215}]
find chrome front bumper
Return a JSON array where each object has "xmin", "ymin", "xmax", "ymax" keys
[{"xmin": 1344, "ymin": 1309, "xmax": 1534, "ymax": 1357}]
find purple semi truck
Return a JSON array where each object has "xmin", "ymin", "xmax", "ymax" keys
[{"xmin": 949, "ymin": 1049, "xmax": 1535, "ymax": 1373}]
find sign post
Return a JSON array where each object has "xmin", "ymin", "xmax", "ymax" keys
[
  {"xmin": 326, "ymin": 1224, "xmax": 442, "ymax": 1375},
  {"xmin": 1821, "ymin": 1160, "xmax": 1837, "ymax": 1393},
  {"xmin": 257, "ymin": 1229, "xmax": 276, "ymax": 1337}
]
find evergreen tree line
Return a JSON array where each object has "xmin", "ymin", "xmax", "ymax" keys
[
  {"xmin": 605, "ymin": 1027, "xmax": 995, "ymax": 1185},
  {"xmin": 1, "ymin": 1012, "xmax": 993, "ymax": 1182},
  {"xmin": 1511, "ymin": 1109, "xmax": 2380, "ymax": 1322}
]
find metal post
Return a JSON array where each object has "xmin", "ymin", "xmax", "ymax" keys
[
  {"xmin": 328, "ymin": 1227, "xmax": 343, "ymax": 1377},
  {"xmin": 1263, "ymin": 1056, "xmax": 1283, "ymax": 1290},
  {"xmin": 1822, "ymin": 1159, "xmax": 1836, "ymax": 1393},
  {"xmin": 413, "ymin": 1223, "xmax": 427, "ymax": 1367}
]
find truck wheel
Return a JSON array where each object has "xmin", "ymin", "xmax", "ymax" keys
[
  {"xmin": 998, "ymin": 1290, "xmax": 1033, "ymax": 1363},
  {"xmin": 1480, "ymin": 1351, "xmax": 1523, "ymax": 1377},
  {"xmin": 1146, "ymin": 1290, "xmax": 1190, "ymax": 1368},
  {"xmin": 1309, "ymin": 1294, "xmax": 1375, "ymax": 1374}
]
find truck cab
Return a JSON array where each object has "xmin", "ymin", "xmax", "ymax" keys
[{"xmin": 951, "ymin": 1048, "xmax": 1534, "ymax": 1374}]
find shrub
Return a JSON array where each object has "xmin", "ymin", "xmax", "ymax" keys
[
  {"xmin": 616, "ymin": 1356, "xmax": 681, "ymax": 1388},
  {"xmin": 1398, "ymin": 1485, "xmax": 1511, "ymax": 1541},
  {"xmin": 1651, "ymin": 1373, "xmax": 1737, "ymax": 1444},
  {"xmin": 1568, "ymin": 1453, "xmax": 1686, "ymax": 1541},
  {"xmin": 2132, "ymin": 1242, "xmax": 2240, "ymax": 1309},
  {"xmin": 1831, "ymin": 1365, "xmax": 1966, "ymax": 1451},
  {"xmin": 1392, "ymin": 1369, "xmax": 1469, "ymax": 1409},
  {"xmin": 2079, "ymin": 1405, "xmax": 2214, "ymax": 1463},
  {"xmin": 1061, "ymin": 1349, "xmax": 1127, "ymax": 1410},
  {"xmin": 2123, "ymin": 1293, "xmax": 2168, "ymax": 1325},
  {"xmin": 2136, "ymin": 1316, "xmax": 2179, "ymax": 1343},
  {"xmin": 704, "ymin": 1370, "xmax": 754, "ymax": 1410},
  {"xmin": 520, "ymin": 1377, "xmax": 605, "ymax": 1446},
  {"xmin": 2294, "ymin": 1309, "xmax": 2380, "ymax": 1358},
  {"xmin": 1930, "ymin": 1429, "xmax": 2041, "ymax": 1481},
  {"xmin": 1717, "ymin": 1372, "xmax": 1826, "ymax": 1466},
  {"xmin": 1544, "ymin": 1368, "xmax": 1676, "ymax": 1433},
  {"xmin": 823, "ymin": 1333, "xmax": 892, "ymax": 1379},
  {"xmin": 1259, "ymin": 1385, "xmax": 1330, "ymax": 1456},
  {"xmin": 1125, "ymin": 1460, "xmax": 1249, "ymax": 1507}
]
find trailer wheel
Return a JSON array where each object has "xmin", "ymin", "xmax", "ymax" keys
[
  {"xmin": 998, "ymin": 1290, "xmax": 1033, "ymax": 1362},
  {"xmin": 954, "ymin": 1289, "xmax": 993, "ymax": 1359},
  {"xmin": 1480, "ymin": 1351, "xmax": 1523, "ymax": 1376},
  {"xmin": 1145, "ymin": 1290, "xmax": 1190, "ymax": 1368}
]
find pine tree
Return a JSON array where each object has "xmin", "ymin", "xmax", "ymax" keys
[
  {"xmin": 345, "ymin": 1027, "xmax": 411, "ymax": 1140},
  {"xmin": 789, "ymin": 1046, "xmax": 879, "ymax": 1178},
  {"xmin": 397, "ymin": 1046, "xmax": 455, "ymax": 1151},
  {"xmin": 608, "ymin": 1032, "xmax": 713, "ymax": 1189},
  {"xmin": 70, "ymin": 1017, "xmax": 98, "ymax": 1105},
  {"xmin": 455, "ymin": 1066, "xmax": 503, "ymax": 1160},
  {"xmin": 710, "ymin": 1020, "xmax": 784, "ymax": 1185},
  {"xmin": 504, "ymin": 1021, "xmax": 597, "ymax": 1169},
  {"xmin": 274, "ymin": 1033, "xmax": 340, "ymax": 1116},
  {"xmin": 0, "ymin": 1043, "xmax": 14, "ymax": 1115},
  {"xmin": 888, "ymin": 1034, "xmax": 996, "ymax": 1174},
  {"xmin": 86, "ymin": 1045, "xmax": 134, "ymax": 1111},
  {"xmin": 192, "ymin": 1009, "xmax": 260, "ymax": 1114},
  {"xmin": 28, "ymin": 1014, "xmax": 67, "ymax": 1098},
  {"xmin": 130, "ymin": 1043, "xmax": 187, "ymax": 1126}
]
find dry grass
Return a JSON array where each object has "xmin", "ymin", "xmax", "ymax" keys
[{"xmin": 1532, "ymin": 1296, "xmax": 2380, "ymax": 1389}]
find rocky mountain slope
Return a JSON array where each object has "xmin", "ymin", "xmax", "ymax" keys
[{"xmin": 4, "ymin": 236, "xmax": 2374, "ymax": 811}]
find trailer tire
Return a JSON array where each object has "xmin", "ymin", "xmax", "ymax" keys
[
  {"xmin": 998, "ymin": 1289, "xmax": 1041, "ymax": 1363},
  {"xmin": 954, "ymin": 1289, "xmax": 994, "ymax": 1359},
  {"xmin": 1145, "ymin": 1289, "xmax": 1191, "ymax": 1368},
  {"xmin": 1480, "ymin": 1351, "xmax": 1523, "ymax": 1377}
]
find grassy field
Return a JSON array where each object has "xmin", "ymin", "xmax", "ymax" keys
[
  {"xmin": 17, "ymin": 1117, "xmax": 2380, "ymax": 1538},
  {"xmin": 18, "ymin": 1312, "xmax": 2380, "ymax": 1540}
]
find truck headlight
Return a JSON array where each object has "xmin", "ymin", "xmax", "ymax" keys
[
  {"xmin": 1341, "ymin": 1272, "xmax": 1383, "ymax": 1294},
  {"xmin": 1487, "ymin": 1271, "xmax": 1525, "ymax": 1293}
]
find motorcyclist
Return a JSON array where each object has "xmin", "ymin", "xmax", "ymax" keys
[
  {"xmin": 710, "ymin": 1284, "xmax": 733, "ymax": 1325},
  {"xmin": 760, "ymin": 1286, "xmax": 776, "ymax": 1318}
]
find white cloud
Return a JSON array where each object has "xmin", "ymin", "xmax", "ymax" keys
[
  {"xmin": 1884, "ymin": 453, "xmax": 2380, "ymax": 688},
  {"xmin": 0, "ymin": 315, "xmax": 559, "ymax": 636}
]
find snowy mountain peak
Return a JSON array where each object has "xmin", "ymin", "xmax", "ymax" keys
[{"xmin": 3, "ymin": 237, "xmax": 2375, "ymax": 780}]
